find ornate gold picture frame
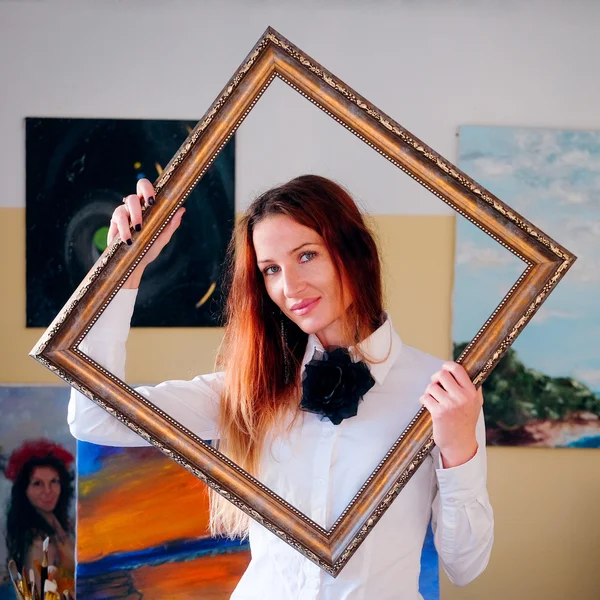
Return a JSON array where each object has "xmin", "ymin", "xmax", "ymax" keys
[{"xmin": 30, "ymin": 27, "xmax": 575, "ymax": 576}]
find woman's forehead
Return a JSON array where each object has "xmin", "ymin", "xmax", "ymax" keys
[
  {"xmin": 253, "ymin": 214, "xmax": 322, "ymax": 253},
  {"xmin": 30, "ymin": 466, "xmax": 59, "ymax": 480}
]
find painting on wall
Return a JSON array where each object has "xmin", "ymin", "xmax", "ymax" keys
[
  {"xmin": 454, "ymin": 125, "xmax": 600, "ymax": 447},
  {"xmin": 25, "ymin": 117, "xmax": 235, "ymax": 328},
  {"xmin": 0, "ymin": 386, "xmax": 76, "ymax": 599},
  {"xmin": 77, "ymin": 441, "xmax": 439, "ymax": 599},
  {"xmin": 76, "ymin": 441, "xmax": 250, "ymax": 599},
  {"xmin": 419, "ymin": 526, "xmax": 438, "ymax": 600}
]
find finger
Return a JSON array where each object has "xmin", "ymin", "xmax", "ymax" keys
[
  {"xmin": 111, "ymin": 205, "xmax": 133, "ymax": 245},
  {"xmin": 160, "ymin": 207, "xmax": 186, "ymax": 243},
  {"xmin": 476, "ymin": 386, "xmax": 484, "ymax": 405},
  {"xmin": 136, "ymin": 178, "xmax": 156, "ymax": 206},
  {"xmin": 107, "ymin": 220, "xmax": 119, "ymax": 246},
  {"xmin": 419, "ymin": 394, "xmax": 441, "ymax": 418},
  {"xmin": 149, "ymin": 207, "xmax": 186, "ymax": 253},
  {"xmin": 124, "ymin": 194, "xmax": 143, "ymax": 231},
  {"xmin": 432, "ymin": 369, "xmax": 462, "ymax": 399},
  {"xmin": 442, "ymin": 361, "xmax": 473, "ymax": 390},
  {"xmin": 425, "ymin": 382, "xmax": 450, "ymax": 406}
]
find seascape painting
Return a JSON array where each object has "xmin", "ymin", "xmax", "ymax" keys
[
  {"xmin": 25, "ymin": 117, "xmax": 235, "ymax": 328},
  {"xmin": 454, "ymin": 125, "xmax": 600, "ymax": 447}
]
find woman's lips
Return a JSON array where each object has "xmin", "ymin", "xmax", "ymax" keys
[{"xmin": 291, "ymin": 297, "xmax": 320, "ymax": 316}]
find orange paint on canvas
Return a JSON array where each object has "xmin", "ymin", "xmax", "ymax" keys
[
  {"xmin": 78, "ymin": 451, "xmax": 211, "ymax": 562},
  {"xmin": 131, "ymin": 551, "xmax": 251, "ymax": 600}
]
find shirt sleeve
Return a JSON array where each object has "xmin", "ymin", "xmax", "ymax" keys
[
  {"xmin": 67, "ymin": 288, "xmax": 222, "ymax": 447},
  {"xmin": 430, "ymin": 408, "xmax": 494, "ymax": 586}
]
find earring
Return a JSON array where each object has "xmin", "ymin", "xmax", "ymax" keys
[{"xmin": 280, "ymin": 313, "xmax": 290, "ymax": 385}]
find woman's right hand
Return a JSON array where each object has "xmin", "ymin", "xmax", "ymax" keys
[{"xmin": 108, "ymin": 178, "xmax": 185, "ymax": 288}]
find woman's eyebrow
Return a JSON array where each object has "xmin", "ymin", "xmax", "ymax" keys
[{"xmin": 257, "ymin": 242, "xmax": 316, "ymax": 265}]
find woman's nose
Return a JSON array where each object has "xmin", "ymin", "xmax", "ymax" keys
[{"xmin": 282, "ymin": 268, "xmax": 306, "ymax": 298}]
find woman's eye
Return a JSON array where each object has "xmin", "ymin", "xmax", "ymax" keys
[
  {"xmin": 263, "ymin": 265, "xmax": 280, "ymax": 276},
  {"xmin": 262, "ymin": 252, "xmax": 315, "ymax": 275},
  {"xmin": 300, "ymin": 251, "xmax": 316, "ymax": 263}
]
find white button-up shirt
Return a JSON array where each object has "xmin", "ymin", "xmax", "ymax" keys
[{"xmin": 69, "ymin": 289, "xmax": 494, "ymax": 600}]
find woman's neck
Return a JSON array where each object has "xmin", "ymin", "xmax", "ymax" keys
[
  {"xmin": 36, "ymin": 508, "xmax": 58, "ymax": 528},
  {"xmin": 316, "ymin": 319, "xmax": 377, "ymax": 350}
]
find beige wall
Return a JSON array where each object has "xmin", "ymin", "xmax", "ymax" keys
[
  {"xmin": 0, "ymin": 212, "xmax": 455, "ymax": 383},
  {"xmin": 458, "ymin": 447, "xmax": 600, "ymax": 600},
  {"xmin": 3, "ymin": 206, "xmax": 600, "ymax": 599}
]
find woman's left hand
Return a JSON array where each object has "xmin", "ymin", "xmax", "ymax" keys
[{"xmin": 419, "ymin": 361, "xmax": 483, "ymax": 468}]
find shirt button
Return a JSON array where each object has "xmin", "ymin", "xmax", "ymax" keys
[
  {"xmin": 316, "ymin": 478, "xmax": 325, "ymax": 487},
  {"xmin": 447, "ymin": 497, "xmax": 456, "ymax": 504}
]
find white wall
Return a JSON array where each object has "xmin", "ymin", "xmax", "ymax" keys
[{"xmin": 2, "ymin": 0, "xmax": 600, "ymax": 213}]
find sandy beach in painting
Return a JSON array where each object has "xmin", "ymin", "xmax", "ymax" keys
[{"xmin": 487, "ymin": 411, "xmax": 600, "ymax": 448}]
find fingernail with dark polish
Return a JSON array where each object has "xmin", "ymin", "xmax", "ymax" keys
[
  {"xmin": 135, "ymin": 224, "xmax": 141, "ymax": 232},
  {"xmin": 148, "ymin": 196, "xmax": 155, "ymax": 205},
  {"xmin": 127, "ymin": 239, "xmax": 133, "ymax": 246}
]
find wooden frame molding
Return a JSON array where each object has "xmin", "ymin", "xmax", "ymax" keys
[{"xmin": 31, "ymin": 27, "xmax": 576, "ymax": 576}]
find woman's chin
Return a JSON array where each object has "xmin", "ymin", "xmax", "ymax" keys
[
  {"xmin": 292, "ymin": 315, "xmax": 344, "ymax": 346},
  {"xmin": 290, "ymin": 314, "xmax": 324, "ymax": 336}
]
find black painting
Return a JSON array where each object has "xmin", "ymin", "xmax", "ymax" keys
[{"xmin": 26, "ymin": 118, "xmax": 235, "ymax": 327}]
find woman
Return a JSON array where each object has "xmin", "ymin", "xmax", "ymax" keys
[
  {"xmin": 69, "ymin": 174, "xmax": 493, "ymax": 599},
  {"xmin": 4, "ymin": 439, "xmax": 76, "ymax": 595}
]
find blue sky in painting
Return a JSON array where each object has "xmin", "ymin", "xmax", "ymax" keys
[{"xmin": 454, "ymin": 126, "xmax": 600, "ymax": 393}]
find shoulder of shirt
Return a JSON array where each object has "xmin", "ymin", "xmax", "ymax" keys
[
  {"xmin": 190, "ymin": 371, "xmax": 225, "ymax": 389},
  {"xmin": 392, "ymin": 338, "xmax": 445, "ymax": 374}
]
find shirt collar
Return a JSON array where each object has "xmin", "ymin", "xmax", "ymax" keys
[{"xmin": 300, "ymin": 313, "xmax": 402, "ymax": 386}]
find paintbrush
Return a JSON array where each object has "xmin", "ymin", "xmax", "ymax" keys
[
  {"xmin": 29, "ymin": 568, "xmax": 39, "ymax": 600},
  {"xmin": 43, "ymin": 579, "xmax": 60, "ymax": 600},
  {"xmin": 7, "ymin": 560, "xmax": 25, "ymax": 600},
  {"xmin": 21, "ymin": 566, "xmax": 32, "ymax": 600},
  {"xmin": 41, "ymin": 536, "xmax": 49, "ymax": 597}
]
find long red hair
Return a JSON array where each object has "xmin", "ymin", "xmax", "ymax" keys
[{"xmin": 211, "ymin": 174, "xmax": 384, "ymax": 537}]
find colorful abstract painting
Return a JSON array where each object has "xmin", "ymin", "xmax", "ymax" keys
[
  {"xmin": 76, "ymin": 442, "xmax": 250, "ymax": 599},
  {"xmin": 26, "ymin": 117, "xmax": 235, "ymax": 328},
  {"xmin": 76, "ymin": 441, "xmax": 438, "ymax": 599},
  {"xmin": 454, "ymin": 125, "xmax": 600, "ymax": 447},
  {"xmin": 419, "ymin": 525, "xmax": 438, "ymax": 599},
  {"xmin": 0, "ymin": 386, "xmax": 76, "ymax": 599}
]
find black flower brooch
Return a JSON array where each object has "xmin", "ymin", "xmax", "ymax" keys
[{"xmin": 300, "ymin": 347, "xmax": 376, "ymax": 425}]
